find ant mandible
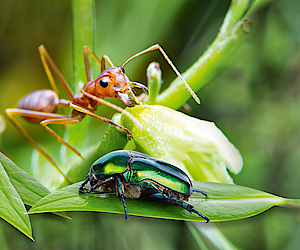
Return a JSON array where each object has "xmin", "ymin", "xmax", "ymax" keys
[{"xmin": 5, "ymin": 44, "xmax": 200, "ymax": 184}]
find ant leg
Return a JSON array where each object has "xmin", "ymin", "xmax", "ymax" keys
[
  {"xmin": 126, "ymin": 88, "xmax": 145, "ymax": 106},
  {"xmin": 127, "ymin": 82, "xmax": 150, "ymax": 105},
  {"xmin": 83, "ymin": 45, "xmax": 100, "ymax": 81},
  {"xmin": 130, "ymin": 82, "xmax": 149, "ymax": 95},
  {"xmin": 40, "ymin": 117, "xmax": 85, "ymax": 161},
  {"xmin": 68, "ymin": 102, "xmax": 133, "ymax": 139},
  {"xmin": 100, "ymin": 55, "xmax": 115, "ymax": 72},
  {"xmin": 38, "ymin": 45, "xmax": 74, "ymax": 100},
  {"xmin": 83, "ymin": 46, "xmax": 115, "ymax": 81},
  {"xmin": 121, "ymin": 44, "xmax": 200, "ymax": 104},
  {"xmin": 5, "ymin": 109, "xmax": 72, "ymax": 184},
  {"xmin": 79, "ymin": 90, "xmax": 142, "ymax": 130}
]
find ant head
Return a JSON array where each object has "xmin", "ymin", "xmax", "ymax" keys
[
  {"xmin": 90, "ymin": 67, "xmax": 148, "ymax": 107},
  {"xmin": 83, "ymin": 66, "xmax": 149, "ymax": 107},
  {"xmin": 92, "ymin": 67, "xmax": 132, "ymax": 105}
]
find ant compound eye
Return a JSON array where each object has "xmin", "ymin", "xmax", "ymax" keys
[{"xmin": 100, "ymin": 79, "xmax": 108, "ymax": 88}]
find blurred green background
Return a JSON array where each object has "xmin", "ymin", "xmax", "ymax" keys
[{"xmin": 1, "ymin": 0, "xmax": 300, "ymax": 249}]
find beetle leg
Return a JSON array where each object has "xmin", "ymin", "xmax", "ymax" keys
[
  {"xmin": 79, "ymin": 176, "xmax": 115, "ymax": 194},
  {"xmin": 192, "ymin": 188, "xmax": 208, "ymax": 200},
  {"xmin": 79, "ymin": 179, "xmax": 89, "ymax": 193},
  {"xmin": 91, "ymin": 176, "xmax": 115, "ymax": 193},
  {"xmin": 140, "ymin": 180, "xmax": 164, "ymax": 192},
  {"xmin": 152, "ymin": 193, "xmax": 209, "ymax": 223},
  {"xmin": 115, "ymin": 176, "xmax": 128, "ymax": 220}
]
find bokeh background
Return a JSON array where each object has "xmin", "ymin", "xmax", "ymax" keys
[{"xmin": 1, "ymin": 0, "xmax": 300, "ymax": 249}]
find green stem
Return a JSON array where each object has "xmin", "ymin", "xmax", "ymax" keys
[
  {"xmin": 156, "ymin": 0, "xmax": 250, "ymax": 109},
  {"xmin": 193, "ymin": 223, "xmax": 238, "ymax": 250},
  {"xmin": 60, "ymin": 0, "xmax": 96, "ymax": 172},
  {"xmin": 72, "ymin": 0, "xmax": 95, "ymax": 92},
  {"xmin": 279, "ymin": 198, "xmax": 300, "ymax": 208},
  {"xmin": 186, "ymin": 222, "xmax": 209, "ymax": 250}
]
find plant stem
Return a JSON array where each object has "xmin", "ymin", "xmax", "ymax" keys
[
  {"xmin": 156, "ymin": 0, "xmax": 250, "ymax": 109},
  {"xmin": 64, "ymin": 0, "xmax": 95, "ymax": 163},
  {"xmin": 72, "ymin": 0, "xmax": 95, "ymax": 92}
]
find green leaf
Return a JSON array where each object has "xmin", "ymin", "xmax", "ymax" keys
[
  {"xmin": 27, "ymin": 181, "xmax": 299, "ymax": 222},
  {"xmin": 0, "ymin": 152, "xmax": 50, "ymax": 206},
  {"xmin": 0, "ymin": 152, "xmax": 70, "ymax": 220},
  {"xmin": 0, "ymin": 158, "xmax": 33, "ymax": 240}
]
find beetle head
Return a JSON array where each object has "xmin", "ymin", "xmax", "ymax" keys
[{"xmin": 89, "ymin": 175, "xmax": 98, "ymax": 187}]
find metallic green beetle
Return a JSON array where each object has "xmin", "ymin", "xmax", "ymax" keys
[{"xmin": 79, "ymin": 150, "xmax": 209, "ymax": 222}]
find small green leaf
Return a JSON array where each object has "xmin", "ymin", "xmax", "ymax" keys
[
  {"xmin": 27, "ymin": 181, "xmax": 299, "ymax": 222},
  {"xmin": 0, "ymin": 159, "xmax": 33, "ymax": 240},
  {"xmin": 147, "ymin": 62, "xmax": 163, "ymax": 105}
]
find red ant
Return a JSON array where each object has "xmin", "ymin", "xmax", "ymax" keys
[{"xmin": 5, "ymin": 44, "xmax": 200, "ymax": 184}]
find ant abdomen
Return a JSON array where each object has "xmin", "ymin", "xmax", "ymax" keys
[{"xmin": 17, "ymin": 89, "xmax": 59, "ymax": 123}]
